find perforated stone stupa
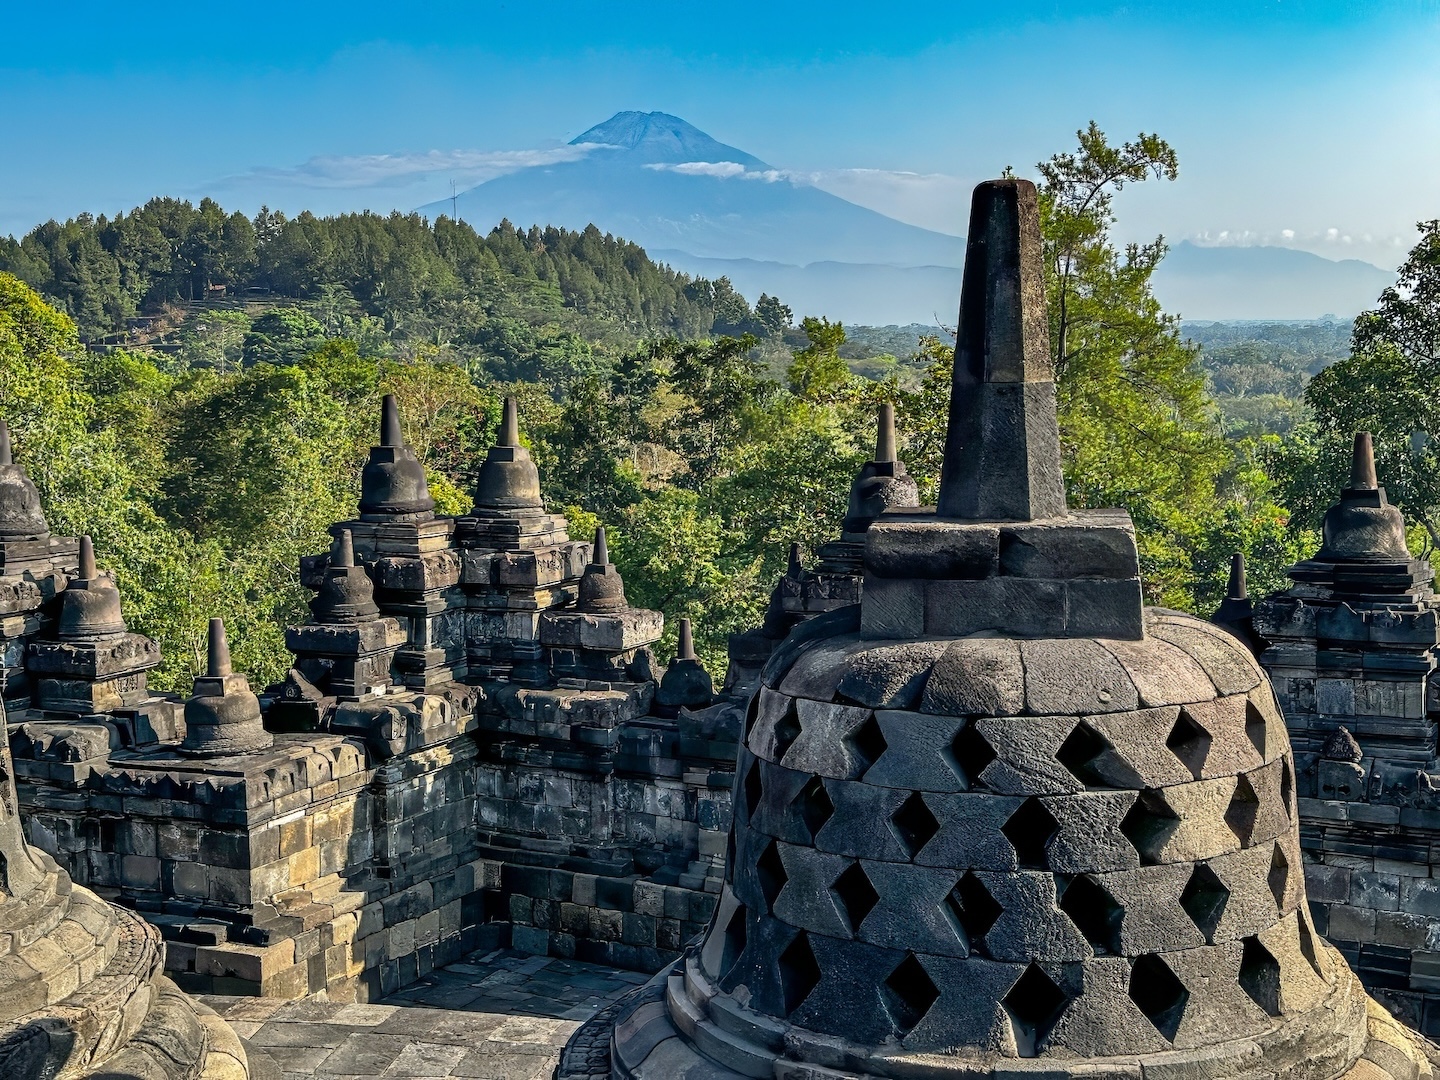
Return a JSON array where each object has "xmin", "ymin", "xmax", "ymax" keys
[{"xmin": 576, "ymin": 180, "xmax": 1440, "ymax": 1079}]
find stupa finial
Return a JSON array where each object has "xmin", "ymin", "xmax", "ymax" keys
[
  {"xmin": 207, "ymin": 617, "xmax": 233, "ymax": 678},
  {"xmin": 677, "ymin": 617, "xmax": 695, "ymax": 661},
  {"xmin": 380, "ymin": 394, "xmax": 404, "ymax": 448},
  {"xmin": 79, "ymin": 535, "xmax": 96, "ymax": 580},
  {"xmin": 1227, "ymin": 551, "xmax": 1248, "ymax": 600},
  {"xmin": 1350, "ymin": 431, "xmax": 1378, "ymax": 490},
  {"xmin": 788, "ymin": 542, "xmax": 803, "ymax": 578},
  {"xmin": 336, "ymin": 528, "xmax": 356, "ymax": 569},
  {"xmin": 875, "ymin": 403, "xmax": 896, "ymax": 463},
  {"xmin": 0, "ymin": 420, "xmax": 11, "ymax": 467},
  {"xmin": 593, "ymin": 526, "xmax": 609, "ymax": 565},
  {"xmin": 499, "ymin": 395, "xmax": 520, "ymax": 447},
  {"xmin": 936, "ymin": 179, "xmax": 1066, "ymax": 522}
]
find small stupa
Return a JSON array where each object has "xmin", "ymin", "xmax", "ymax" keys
[
  {"xmin": 656, "ymin": 617, "xmax": 715, "ymax": 717},
  {"xmin": 181, "ymin": 618, "xmax": 274, "ymax": 756},
  {"xmin": 358, "ymin": 393, "xmax": 436, "ymax": 519}
]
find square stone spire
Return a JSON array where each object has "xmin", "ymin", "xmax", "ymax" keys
[
  {"xmin": 860, "ymin": 179, "xmax": 1144, "ymax": 641},
  {"xmin": 938, "ymin": 180, "xmax": 1067, "ymax": 522}
]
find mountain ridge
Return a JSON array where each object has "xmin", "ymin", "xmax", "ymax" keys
[{"xmin": 420, "ymin": 111, "xmax": 1395, "ymax": 322}]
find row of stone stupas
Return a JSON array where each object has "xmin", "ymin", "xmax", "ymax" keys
[
  {"xmin": 0, "ymin": 362, "xmax": 925, "ymax": 1031},
  {"xmin": 0, "ymin": 425, "xmax": 255, "ymax": 1077}
]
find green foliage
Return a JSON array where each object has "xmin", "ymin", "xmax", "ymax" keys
[
  {"xmin": 0, "ymin": 205, "xmax": 746, "ymax": 366},
  {"xmin": 1275, "ymin": 221, "xmax": 1440, "ymax": 550},
  {"xmin": 609, "ymin": 489, "xmax": 766, "ymax": 672},
  {"xmin": 1037, "ymin": 124, "xmax": 1240, "ymax": 606},
  {"xmin": 1184, "ymin": 321, "xmax": 1347, "ymax": 438},
  {"xmin": 242, "ymin": 308, "xmax": 327, "ymax": 367},
  {"xmin": 6, "ymin": 133, "xmax": 1407, "ymax": 696},
  {"xmin": 787, "ymin": 317, "xmax": 854, "ymax": 402}
]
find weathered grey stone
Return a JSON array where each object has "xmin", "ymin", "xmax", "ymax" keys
[
  {"xmin": 1101, "ymin": 638, "xmax": 1215, "ymax": 709},
  {"xmin": 1065, "ymin": 577, "xmax": 1147, "ymax": 640},
  {"xmin": 1044, "ymin": 955, "xmax": 1171, "ymax": 1057},
  {"xmin": 921, "ymin": 638, "xmax": 1025, "ymax": 717},
  {"xmin": 970, "ymin": 870, "xmax": 1090, "ymax": 962},
  {"xmin": 1000, "ymin": 513, "xmax": 1139, "ymax": 580},
  {"xmin": 1148, "ymin": 615, "xmax": 1263, "ymax": 696},
  {"xmin": 862, "ymin": 711, "xmax": 968, "ymax": 792},
  {"xmin": 853, "ymin": 862, "xmax": 968, "ymax": 957},
  {"xmin": 856, "ymin": 577, "xmax": 923, "ymax": 639},
  {"xmin": 1044, "ymin": 791, "xmax": 1142, "ymax": 874},
  {"xmin": 972, "ymin": 715, "xmax": 1085, "ymax": 795},
  {"xmin": 924, "ymin": 577, "xmax": 1067, "ymax": 638},
  {"xmin": 1020, "ymin": 639, "xmax": 1139, "ymax": 716},
  {"xmin": 781, "ymin": 700, "xmax": 874, "ymax": 780},
  {"xmin": 833, "ymin": 640, "xmax": 946, "ymax": 709},
  {"xmin": 912, "ymin": 793, "xmax": 1023, "ymax": 872},
  {"xmin": 864, "ymin": 518, "xmax": 999, "ymax": 580}
]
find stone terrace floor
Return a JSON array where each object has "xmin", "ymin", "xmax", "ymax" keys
[{"xmin": 202, "ymin": 949, "xmax": 649, "ymax": 1080}]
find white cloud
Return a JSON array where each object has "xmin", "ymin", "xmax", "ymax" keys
[
  {"xmin": 1185, "ymin": 225, "xmax": 1417, "ymax": 268},
  {"xmin": 228, "ymin": 142, "xmax": 607, "ymax": 190},
  {"xmin": 643, "ymin": 161, "xmax": 789, "ymax": 182}
]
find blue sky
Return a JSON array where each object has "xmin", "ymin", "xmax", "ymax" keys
[{"xmin": 2, "ymin": 0, "xmax": 1436, "ymax": 266}]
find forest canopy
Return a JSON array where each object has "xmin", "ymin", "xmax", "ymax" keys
[{"xmin": 0, "ymin": 127, "xmax": 1420, "ymax": 692}]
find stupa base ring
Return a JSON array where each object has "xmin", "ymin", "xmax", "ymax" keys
[{"xmin": 561, "ymin": 947, "xmax": 1440, "ymax": 1080}]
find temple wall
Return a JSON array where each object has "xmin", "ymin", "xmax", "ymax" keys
[
  {"xmin": 1258, "ymin": 587, "xmax": 1440, "ymax": 1037},
  {"xmin": 15, "ymin": 729, "xmax": 505, "ymax": 1002}
]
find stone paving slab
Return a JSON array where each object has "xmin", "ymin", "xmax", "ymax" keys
[{"xmin": 202, "ymin": 948, "xmax": 649, "ymax": 1080}]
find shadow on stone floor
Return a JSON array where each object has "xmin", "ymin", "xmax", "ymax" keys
[{"xmin": 201, "ymin": 949, "xmax": 650, "ymax": 1080}]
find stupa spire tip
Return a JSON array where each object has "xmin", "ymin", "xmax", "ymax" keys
[
  {"xmin": 336, "ymin": 529, "xmax": 355, "ymax": 569},
  {"xmin": 593, "ymin": 526, "xmax": 609, "ymax": 566},
  {"xmin": 1228, "ymin": 552, "xmax": 1248, "ymax": 600},
  {"xmin": 499, "ymin": 396, "xmax": 520, "ymax": 447},
  {"xmin": 380, "ymin": 394, "xmax": 403, "ymax": 448},
  {"xmin": 876, "ymin": 403, "xmax": 896, "ymax": 463},
  {"xmin": 79, "ymin": 535, "xmax": 96, "ymax": 580},
  {"xmin": 935, "ymin": 177, "xmax": 1066, "ymax": 522},
  {"xmin": 1350, "ymin": 432, "xmax": 1378, "ymax": 490},
  {"xmin": 207, "ymin": 617, "xmax": 233, "ymax": 678}
]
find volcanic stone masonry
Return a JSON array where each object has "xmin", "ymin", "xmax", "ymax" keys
[
  {"xmin": 4, "ymin": 186, "xmax": 1440, "ymax": 1079},
  {"xmin": 1250, "ymin": 431, "xmax": 1440, "ymax": 1038},
  {"xmin": 0, "ymin": 424, "xmax": 252, "ymax": 1078},
  {"xmin": 565, "ymin": 179, "xmax": 1440, "ymax": 1078}
]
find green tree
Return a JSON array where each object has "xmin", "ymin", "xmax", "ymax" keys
[
  {"xmin": 242, "ymin": 308, "xmax": 327, "ymax": 367},
  {"xmin": 1278, "ymin": 221, "xmax": 1440, "ymax": 548},
  {"xmin": 1037, "ymin": 125, "xmax": 1232, "ymax": 604},
  {"xmin": 786, "ymin": 317, "xmax": 854, "ymax": 402}
]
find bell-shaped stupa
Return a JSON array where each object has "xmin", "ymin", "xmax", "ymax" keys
[
  {"xmin": 358, "ymin": 393, "xmax": 436, "ymax": 519},
  {"xmin": 180, "ymin": 618, "xmax": 274, "ymax": 756},
  {"xmin": 471, "ymin": 395, "xmax": 543, "ymax": 512},
  {"xmin": 0, "ymin": 420, "xmax": 50, "ymax": 542},
  {"xmin": 595, "ymin": 180, "xmax": 1439, "ymax": 1079}
]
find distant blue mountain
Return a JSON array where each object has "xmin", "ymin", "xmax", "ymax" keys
[
  {"xmin": 1153, "ymin": 241, "xmax": 1395, "ymax": 321},
  {"xmin": 570, "ymin": 111, "xmax": 769, "ymax": 169},
  {"xmin": 422, "ymin": 112, "xmax": 966, "ymax": 267},
  {"xmin": 419, "ymin": 111, "xmax": 1394, "ymax": 323}
]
